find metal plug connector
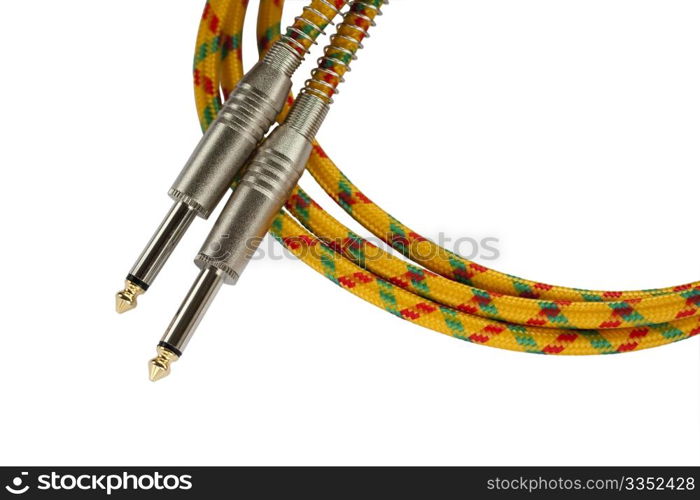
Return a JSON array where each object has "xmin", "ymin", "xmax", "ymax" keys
[
  {"xmin": 116, "ymin": 44, "xmax": 302, "ymax": 312},
  {"xmin": 115, "ymin": 279, "xmax": 146, "ymax": 314},
  {"xmin": 150, "ymin": 266, "xmax": 225, "ymax": 381},
  {"xmin": 148, "ymin": 345, "xmax": 180, "ymax": 382},
  {"xmin": 149, "ymin": 94, "xmax": 329, "ymax": 380}
]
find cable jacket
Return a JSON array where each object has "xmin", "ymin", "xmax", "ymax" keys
[{"xmin": 193, "ymin": 0, "xmax": 700, "ymax": 355}]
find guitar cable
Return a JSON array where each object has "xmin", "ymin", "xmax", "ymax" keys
[{"xmin": 116, "ymin": 0, "xmax": 700, "ymax": 381}]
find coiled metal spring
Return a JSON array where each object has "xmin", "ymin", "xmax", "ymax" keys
[
  {"xmin": 301, "ymin": 0, "xmax": 386, "ymax": 103},
  {"xmin": 280, "ymin": 0, "xmax": 345, "ymax": 58}
]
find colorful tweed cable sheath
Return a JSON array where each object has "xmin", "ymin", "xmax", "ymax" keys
[{"xmin": 193, "ymin": 0, "xmax": 700, "ymax": 354}]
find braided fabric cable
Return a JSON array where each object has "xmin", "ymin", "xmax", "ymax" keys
[
  {"xmin": 195, "ymin": 0, "xmax": 346, "ymax": 130},
  {"xmin": 306, "ymin": 156, "xmax": 700, "ymax": 303},
  {"xmin": 271, "ymin": 209, "xmax": 700, "ymax": 354},
  {"xmin": 284, "ymin": 186, "xmax": 700, "ymax": 330},
  {"xmin": 256, "ymin": 0, "xmax": 285, "ymax": 55},
  {"xmin": 194, "ymin": 0, "xmax": 240, "ymax": 130},
  {"xmin": 193, "ymin": 0, "xmax": 700, "ymax": 354}
]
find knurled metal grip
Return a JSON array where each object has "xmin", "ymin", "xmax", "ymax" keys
[
  {"xmin": 195, "ymin": 94, "xmax": 330, "ymax": 283},
  {"xmin": 169, "ymin": 44, "xmax": 300, "ymax": 218}
]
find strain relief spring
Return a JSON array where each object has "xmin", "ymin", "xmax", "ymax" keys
[
  {"xmin": 280, "ymin": 0, "xmax": 346, "ymax": 58},
  {"xmin": 302, "ymin": 0, "xmax": 386, "ymax": 103}
]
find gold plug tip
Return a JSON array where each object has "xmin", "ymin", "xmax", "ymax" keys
[
  {"xmin": 115, "ymin": 280, "xmax": 145, "ymax": 314},
  {"xmin": 148, "ymin": 346, "xmax": 179, "ymax": 382}
]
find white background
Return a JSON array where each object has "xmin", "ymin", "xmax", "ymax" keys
[{"xmin": 0, "ymin": 0, "xmax": 698, "ymax": 466}]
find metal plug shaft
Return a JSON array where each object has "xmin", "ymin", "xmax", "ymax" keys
[
  {"xmin": 149, "ymin": 94, "xmax": 329, "ymax": 380},
  {"xmin": 116, "ymin": 44, "xmax": 301, "ymax": 313},
  {"xmin": 148, "ymin": 266, "xmax": 225, "ymax": 381},
  {"xmin": 116, "ymin": 201, "xmax": 196, "ymax": 313}
]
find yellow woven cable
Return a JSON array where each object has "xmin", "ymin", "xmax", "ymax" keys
[
  {"xmin": 194, "ymin": 0, "xmax": 700, "ymax": 355},
  {"xmin": 273, "ymin": 210, "xmax": 700, "ymax": 355},
  {"xmin": 284, "ymin": 186, "xmax": 696, "ymax": 330}
]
